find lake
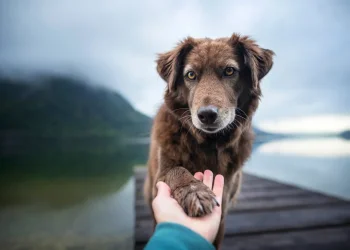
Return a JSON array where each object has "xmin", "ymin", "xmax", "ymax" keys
[{"xmin": 0, "ymin": 136, "xmax": 349, "ymax": 249}]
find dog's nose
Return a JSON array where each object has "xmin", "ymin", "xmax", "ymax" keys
[{"xmin": 197, "ymin": 105, "xmax": 218, "ymax": 125}]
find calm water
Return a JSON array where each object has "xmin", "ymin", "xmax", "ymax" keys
[{"xmin": 0, "ymin": 136, "xmax": 349, "ymax": 249}]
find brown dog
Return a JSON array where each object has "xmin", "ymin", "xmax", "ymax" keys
[{"xmin": 144, "ymin": 33, "xmax": 274, "ymax": 249}]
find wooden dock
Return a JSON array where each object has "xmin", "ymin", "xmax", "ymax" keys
[{"xmin": 134, "ymin": 168, "xmax": 350, "ymax": 250}]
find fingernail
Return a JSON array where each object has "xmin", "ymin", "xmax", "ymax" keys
[{"xmin": 204, "ymin": 170, "xmax": 213, "ymax": 175}]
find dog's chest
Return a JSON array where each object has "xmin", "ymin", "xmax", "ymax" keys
[{"xmin": 180, "ymin": 142, "xmax": 232, "ymax": 176}]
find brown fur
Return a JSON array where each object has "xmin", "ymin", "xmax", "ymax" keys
[{"xmin": 144, "ymin": 33, "xmax": 274, "ymax": 249}]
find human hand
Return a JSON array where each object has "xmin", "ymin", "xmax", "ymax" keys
[{"xmin": 152, "ymin": 170, "xmax": 224, "ymax": 243}]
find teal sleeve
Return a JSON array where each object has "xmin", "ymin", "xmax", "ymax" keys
[{"xmin": 144, "ymin": 222, "xmax": 215, "ymax": 250}]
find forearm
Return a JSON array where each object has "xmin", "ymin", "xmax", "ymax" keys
[{"xmin": 145, "ymin": 222, "xmax": 215, "ymax": 250}]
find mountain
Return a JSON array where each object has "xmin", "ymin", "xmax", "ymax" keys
[
  {"xmin": 0, "ymin": 73, "xmax": 284, "ymax": 142},
  {"xmin": 0, "ymin": 74, "xmax": 152, "ymax": 179},
  {"xmin": 0, "ymin": 74, "xmax": 152, "ymax": 137},
  {"xmin": 340, "ymin": 130, "xmax": 350, "ymax": 140},
  {"xmin": 253, "ymin": 127, "xmax": 271, "ymax": 136},
  {"xmin": 253, "ymin": 126, "xmax": 286, "ymax": 143}
]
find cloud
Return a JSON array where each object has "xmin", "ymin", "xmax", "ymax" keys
[{"xmin": 0, "ymin": 0, "xmax": 349, "ymax": 122}]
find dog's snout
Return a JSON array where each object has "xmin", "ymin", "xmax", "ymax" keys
[{"xmin": 197, "ymin": 105, "xmax": 218, "ymax": 125}]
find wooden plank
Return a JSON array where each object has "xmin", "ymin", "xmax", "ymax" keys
[
  {"xmin": 135, "ymin": 204, "xmax": 350, "ymax": 242},
  {"xmin": 134, "ymin": 168, "xmax": 350, "ymax": 249},
  {"xmin": 221, "ymin": 226, "xmax": 350, "ymax": 250},
  {"xmin": 135, "ymin": 195, "xmax": 343, "ymax": 220},
  {"xmin": 135, "ymin": 191, "xmax": 339, "ymax": 209},
  {"xmin": 135, "ymin": 188, "xmax": 333, "ymax": 208},
  {"xmin": 135, "ymin": 180, "xmax": 301, "ymax": 195},
  {"xmin": 136, "ymin": 182, "xmax": 295, "ymax": 193},
  {"xmin": 224, "ymin": 204, "xmax": 350, "ymax": 235},
  {"xmin": 135, "ymin": 170, "xmax": 337, "ymax": 198},
  {"xmin": 134, "ymin": 170, "xmax": 341, "ymax": 211},
  {"xmin": 230, "ymin": 195, "xmax": 342, "ymax": 212}
]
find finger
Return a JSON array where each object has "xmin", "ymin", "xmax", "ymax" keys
[
  {"xmin": 155, "ymin": 181, "xmax": 171, "ymax": 198},
  {"xmin": 203, "ymin": 170, "xmax": 213, "ymax": 189},
  {"xmin": 212, "ymin": 174, "xmax": 224, "ymax": 204},
  {"xmin": 194, "ymin": 172, "xmax": 204, "ymax": 181}
]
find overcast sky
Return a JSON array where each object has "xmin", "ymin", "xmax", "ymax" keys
[{"xmin": 0, "ymin": 0, "xmax": 349, "ymax": 128}]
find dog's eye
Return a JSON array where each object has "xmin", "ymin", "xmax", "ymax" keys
[
  {"xmin": 186, "ymin": 71, "xmax": 197, "ymax": 80},
  {"xmin": 223, "ymin": 67, "xmax": 235, "ymax": 77}
]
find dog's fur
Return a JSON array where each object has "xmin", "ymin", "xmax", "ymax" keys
[{"xmin": 144, "ymin": 33, "xmax": 274, "ymax": 249}]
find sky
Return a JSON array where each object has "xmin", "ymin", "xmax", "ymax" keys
[{"xmin": 0, "ymin": 0, "xmax": 350, "ymax": 132}]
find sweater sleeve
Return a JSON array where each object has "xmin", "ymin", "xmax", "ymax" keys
[{"xmin": 144, "ymin": 222, "xmax": 215, "ymax": 250}]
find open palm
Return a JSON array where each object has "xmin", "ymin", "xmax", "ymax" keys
[{"xmin": 152, "ymin": 170, "xmax": 224, "ymax": 243}]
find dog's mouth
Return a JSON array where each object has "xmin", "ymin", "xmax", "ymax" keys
[
  {"xmin": 201, "ymin": 126, "xmax": 222, "ymax": 133},
  {"xmin": 205, "ymin": 127, "xmax": 216, "ymax": 132},
  {"xmin": 190, "ymin": 107, "xmax": 236, "ymax": 134}
]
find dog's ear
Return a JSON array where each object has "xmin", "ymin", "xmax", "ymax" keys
[
  {"xmin": 156, "ymin": 37, "xmax": 196, "ymax": 92},
  {"xmin": 230, "ymin": 34, "xmax": 274, "ymax": 89}
]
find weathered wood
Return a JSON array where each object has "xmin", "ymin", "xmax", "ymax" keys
[
  {"xmin": 135, "ymin": 186, "xmax": 340, "ymax": 206},
  {"xmin": 134, "ymin": 167, "xmax": 350, "ymax": 249},
  {"xmin": 222, "ymin": 226, "xmax": 350, "ymax": 250},
  {"xmin": 136, "ymin": 181, "xmax": 305, "ymax": 196},
  {"xmin": 135, "ymin": 204, "xmax": 350, "ymax": 242},
  {"xmin": 136, "ymin": 181, "xmax": 300, "ymax": 194},
  {"xmin": 135, "ymin": 195, "xmax": 343, "ymax": 220}
]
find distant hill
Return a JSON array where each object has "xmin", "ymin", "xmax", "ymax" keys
[
  {"xmin": 0, "ymin": 74, "xmax": 152, "ymax": 137},
  {"xmin": 253, "ymin": 127, "xmax": 271, "ymax": 136},
  {"xmin": 340, "ymin": 130, "xmax": 350, "ymax": 140},
  {"xmin": 253, "ymin": 126, "xmax": 285, "ymax": 142},
  {"xmin": 0, "ymin": 74, "xmax": 283, "ymax": 142}
]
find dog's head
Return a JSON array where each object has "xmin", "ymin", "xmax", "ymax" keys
[{"xmin": 157, "ymin": 34, "xmax": 274, "ymax": 134}]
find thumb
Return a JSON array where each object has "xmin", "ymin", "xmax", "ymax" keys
[{"xmin": 156, "ymin": 181, "xmax": 171, "ymax": 197}]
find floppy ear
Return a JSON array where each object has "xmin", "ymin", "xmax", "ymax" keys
[
  {"xmin": 156, "ymin": 37, "xmax": 196, "ymax": 92},
  {"xmin": 230, "ymin": 34, "xmax": 274, "ymax": 89}
]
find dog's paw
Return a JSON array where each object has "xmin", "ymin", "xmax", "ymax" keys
[{"xmin": 173, "ymin": 181, "xmax": 219, "ymax": 217}]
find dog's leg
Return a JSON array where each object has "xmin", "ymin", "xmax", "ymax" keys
[
  {"xmin": 213, "ymin": 188, "xmax": 229, "ymax": 250},
  {"xmin": 230, "ymin": 171, "xmax": 242, "ymax": 206},
  {"xmin": 213, "ymin": 220, "xmax": 225, "ymax": 250},
  {"xmin": 143, "ymin": 173, "xmax": 152, "ymax": 206}
]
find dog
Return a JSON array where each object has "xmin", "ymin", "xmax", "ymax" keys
[{"xmin": 144, "ymin": 33, "xmax": 274, "ymax": 249}]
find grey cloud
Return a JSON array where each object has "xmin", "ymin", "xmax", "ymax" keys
[{"xmin": 0, "ymin": 0, "xmax": 349, "ymax": 122}]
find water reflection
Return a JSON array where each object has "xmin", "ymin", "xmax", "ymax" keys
[
  {"xmin": 0, "ymin": 135, "xmax": 149, "ymax": 250},
  {"xmin": 245, "ymin": 137, "xmax": 350, "ymax": 200},
  {"xmin": 258, "ymin": 137, "xmax": 350, "ymax": 157},
  {"xmin": 0, "ymin": 178, "xmax": 134, "ymax": 249},
  {"xmin": 1, "ymin": 136, "xmax": 350, "ymax": 249}
]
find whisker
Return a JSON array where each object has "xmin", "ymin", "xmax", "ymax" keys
[
  {"xmin": 233, "ymin": 120, "xmax": 241, "ymax": 128},
  {"xmin": 186, "ymin": 121, "xmax": 196, "ymax": 138},
  {"xmin": 235, "ymin": 107, "xmax": 248, "ymax": 118},
  {"xmin": 179, "ymin": 115, "xmax": 192, "ymax": 120},
  {"xmin": 179, "ymin": 117, "xmax": 191, "ymax": 134},
  {"xmin": 179, "ymin": 116, "xmax": 191, "ymax": 125},
  {"xmin": 172, "ymin": 108, "xmax": 190, "ymax": 113},
  {"xmin": 235, "ymin": 114, "xmax": 247, "ymax": 121},
  {"xmin": 179, "ymin": 111, "xmax": 191, "ymax": 118}
]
